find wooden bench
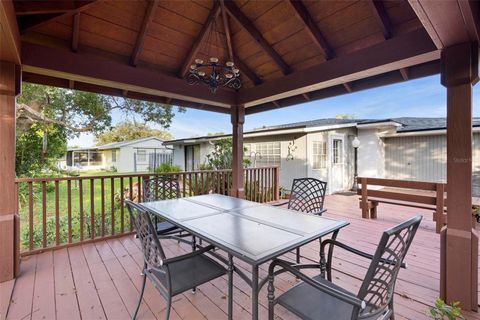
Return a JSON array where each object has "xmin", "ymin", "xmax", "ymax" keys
[{"xmin": 357, "ymin": 177, "xmax": 446, "ymax": 233}]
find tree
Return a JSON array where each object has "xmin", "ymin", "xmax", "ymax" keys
[
  {"xmin": 95, "ymin": 121, "xmax": 174, "ymax": 145},
  {"xmin": 335, "ymin": 114, "xmax": 356, "ymax": 119},
  {"xmin": 15, "ymin": 83, "xmax": 184, "ymax": 175},
  {"xmin": 204, "ymin": 138, "xmax": 250, "ymax": 170}
]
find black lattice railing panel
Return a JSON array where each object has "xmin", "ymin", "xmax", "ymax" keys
[
  {"xmin": 143, "ymin": 176, "xmax": 180, "ymax": 202},
  {"xmin": 358, "ymin": 216, "xmax": 421, "ymax": 318},
  {"xmin": 126, "ymin": 201, "xmax": 165, "ymax": 268},
  {"xmin": 288, "ymin": 178, "xmax": 327, "ymax": 214}
]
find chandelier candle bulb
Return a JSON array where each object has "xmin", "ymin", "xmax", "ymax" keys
[
  {"xmin": 195, "ymin": 59, "xmax": 203, "ymax": 64},
  {"xmin": 210, "ymin": 57, "xmax": 219, "ymax": 63},
  {"xmin": 226, "ymin": 61, "xmax": 234, "ymax": 67}
]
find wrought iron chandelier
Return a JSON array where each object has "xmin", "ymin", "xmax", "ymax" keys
[
  {"xmin": 186, "ymin": 4, "xmax": 241, "ymax": 94},
  {"xmin": 187, "ymin": 58, "xmax": 241, "ymax": 94}
]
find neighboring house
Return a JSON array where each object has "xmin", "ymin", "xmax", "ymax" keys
[
  {"xmin": 65, "ymin": 137, "xmax": 172, "ymax": 173},
  {"xmin": 165, "ymin": 117, "xmax": 480, "ymax": 195}
]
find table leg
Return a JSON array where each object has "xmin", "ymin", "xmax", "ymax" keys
[
  {"xmin": 228, "ymin": 254, "xmax": 234, "ymax": 320},
  {"xmin": 251, "ymin": 265, "xmax": 259, "ymax": 320}
]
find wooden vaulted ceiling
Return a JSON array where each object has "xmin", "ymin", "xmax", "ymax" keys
[{"xmin": 10, "ymin": 0, "xmax": 478, "ymax": 114}]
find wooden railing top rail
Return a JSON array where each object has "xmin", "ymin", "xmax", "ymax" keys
[
  {"xmin": 357, "ymin": 177, "xmax": 446, "ymax": 191},
  {"xmin": 14, "ymin": 167, "xmax": 280, "ymax": 183}
]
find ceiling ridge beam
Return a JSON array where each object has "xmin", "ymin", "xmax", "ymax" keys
[
  {"xmin": 288, "ymin": 0, "xmax": 334, "ymax": 60},
  {"xmin": 130, "ymin": 0, "xmax": 159, "ymax": 66},
  {"xmin": 71, "ymin": 13, "xmax": 80, "ymax": 52},
  {"xmin": 369, "ymin": 0, "xmax": 392, "ymax": 40},
  {"xmin": 223, "ymin": 0, "xmax": 291, "ymax": 75},
  {"xmin": 18, "ymin": 0, "xmax": 98, "ymax": 34},
  {"xmin": 178, "ymin": 2, "xmax": 221, "ymax": 78}
]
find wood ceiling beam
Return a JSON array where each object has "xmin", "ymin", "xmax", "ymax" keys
[
  {"xmin": 71, "ymin": 13, "xmax": 80, "ymax": 52},
  {"xmin": 22, "ymin": 42, "xmax": 236, "ymax": 108},
  {"xmin": 17, "ymin": 0, "xmax": 98, "ymax": 34},
  {"xmin": 224, "ymin": 0, "xmax": 291, "ymax": 75},
  {"xmin": 130, "ymin": 0, "xmax": 159, "ymax": 67},
  {"xmin": 237, "ymin": 29, "xmax": 439, "ymax": 106},
  {"xmin": 302, "ymin": 93, "xmax": 310, "ymax": 101},
  {"xmin": 272, "ymin": 101, "xmax": 280, "ymax": 108},
  {"xmin": 399, "ymin": 67, "xmax": 409, "ymax": 80},
  {"xmin": 368, "ymin": 0, "xmax": 392, "ymax": 40},
  {"xmin": 0, "ymin": 0, "xmax": 21, "ymax": 64},
  {"xmin": 343, "ymin": 82, "xmax": 353, "ymax": 93},
  {"xmin": 14, "ymin": 1, "xmax": 93, "ymax": 15},
  {"xmin": 246, "ymin": 60, "xmax": 440, "ymax": 114},
  {"xmin": 178, "ymin": 2, "xmax": 221, "ymax": 78},
  {"xmin": 408, "ymin": 0, "xmax": 480, "ymax": 49},
  {"xmin": 220, "ymin": 1, "xmax": 262, "ymax": 86},
  {"xmin": 288, "ymin": 0, "xmax": 334, "ymax": 60}
]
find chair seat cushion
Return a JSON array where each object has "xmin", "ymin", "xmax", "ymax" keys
[
  {"xmin": 150, "ymin": 253, "xmax": 226, "ymax": 296},
  {"xmin": 277, "ymin": 275, "xmax": 357, "ymax": 320},
  {"xmin": 155, "ymin": 221, "xmax": 179, "ymax": 234}
]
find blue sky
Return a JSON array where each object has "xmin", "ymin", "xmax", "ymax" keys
[{"xmin": 69, "ymin": 74, "xmax": 480, "ymax": 147}]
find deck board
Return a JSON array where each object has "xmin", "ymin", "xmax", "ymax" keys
[{"xmin": 4, "ymin": 193, "xmax": 480, "ymax": 320}]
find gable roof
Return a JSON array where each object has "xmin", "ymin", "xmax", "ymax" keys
[
  {"xmin": 360, "ymin": 117, "xmax": 480, "ymax": 133},
  {"xmin": 96, "ymin": 136, "xmax": 165, "ymax": 150}
]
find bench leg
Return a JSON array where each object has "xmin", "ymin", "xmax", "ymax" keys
[{"xmin": 370, "ymin": 204, "xmax": 377, "ymax": 219}]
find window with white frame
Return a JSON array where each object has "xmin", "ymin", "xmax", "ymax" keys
[
  {"xmin": 137, "ymin": 149, "xmax": 147, "ymax": 162},
  {"xmin": 312, "ymin": 141, "xmax": 327, "ymax": 169},
  {"xmin": 111, "ymin": 150, "xmax": 117, "ymax": 162},
  {"xmin": 250, "ymin": 142, "xmax": 281, "ymax": 167},
  {"xmin": 332, "ymin": 139, "xmax": 343, "ymax": 164}
]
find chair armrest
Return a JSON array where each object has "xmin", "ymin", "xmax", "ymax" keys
[
  {"xmin": 269, "ymin": 259, "xmax": 365, "ymax": 309},
  {"xmin": 272, "ymin": 200, "xmax": 289, "ymax": 207},
  {"xmin": 162, "ymin": 244, "xmax": 216, "ymax": 265},
  {"xmin": 321, "ymin": 239, "xmax": 406, "ymax": 268}
]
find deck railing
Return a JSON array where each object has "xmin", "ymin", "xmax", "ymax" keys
[{"xmin": 15, "ymin": 167, "xmax": 279, "ymax": 254}]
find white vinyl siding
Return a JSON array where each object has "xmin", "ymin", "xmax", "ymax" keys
[
  {"xmin": 137, "ymin": 150, "xmax": 147, "ymax": 162},
  {"xmin": 312, "ymin": 141, "xmax": 327, "ymax": 169}
]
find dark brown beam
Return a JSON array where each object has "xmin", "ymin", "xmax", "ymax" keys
[
  {"xmin": 238, "ymin": 29, "xmax": 438, "ymax": 106},
  {"xmin": 22, "ymin": 72, "xmax": 231, "ymax": 114},
  {"xmin": 14, "ymin": 1, "xmax": 92, "ymax": 15},
  {"xmin": 409, "ymin": 0, "xmax": 480, "ymax": 49},
  {"xmin": 368, "ymin": 0, "xmax": 392, "ymax": 39},
  {"xmin": 68, "ymin": 79, "xmax": 75, "ymax": 89},
  {"xmin": 17, "ymin": 1, "xmax": 97, "ymax": 33},
  {"xmin": 0, "ymin": 1, "xmax": 21, "ymax": 64},
  {"xmin": 272, "ymin": 101, "xmax": 280, "ymax": 108},
  {"xmin": 220, "ymin": 1, "xmax": 262, "ymax": 86},
  {"xmin": 343, "ymin": 82, "xmax": 353, "ymax": 93},
  {"xmin": 130, "ymin": 0, "xmax": 159, "ymax": 66},
  {"xmin": 302, "ymin": 93, "xmax": 310, "ymax": 101},
  {"xmin": 179, "ymin": 2, "xmax": 221, "ymax": 77},
  {"xmin": 224, "ymin": 0, "xmax": 291, "ymax": 74},
  {"xmin": 245, "ymin": 60, "xmax": 440, "ymax": 115},
  {"xmin": 22, "ymin": 42, "xmax": 236, "ymax": 107},
  {"xmin": 399, "ymin": 67, "xmax": 409, "ymax": 80},
  {"xmin": 71, "ymin": 13, "xmax": 80, "ymax": 52},
  {"xmin": 288, "ymin": 0, "xmax": 334, "ymax": 60}
]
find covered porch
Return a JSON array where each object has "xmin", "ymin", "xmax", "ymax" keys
[
  {"xmin": 1, "ymin": 0, "xmax": 480, "ymax": 318},
  {"xmin": 2, "ymin": 194, "xmax": 480, "ymax": 320}
]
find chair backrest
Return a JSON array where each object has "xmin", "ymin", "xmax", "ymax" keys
[
  {"xmin": 143, "ymin": 175, "xmax": 180, "ymax": 202},
  {"xmin": 125, "ymin": 200, "xmax": 166, "ymax": 268},
  {"xmin": 287, "ymin": 178, "xmax": 327, "ymax": 214},
  {"xmin": 357, "ymin": 215, "xmax": 422, "ymax": 319}
]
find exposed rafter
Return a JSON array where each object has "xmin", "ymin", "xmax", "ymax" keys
[
  {"xmin": 288, "ymin": 0, "xmax": 334, "ymax": 60},
  {"xmin": 17, "ymin": 1, "xmax": 98, "ymax": 33},
  {"xmin": 68, "ymin": 79, "xmax": 75, "ymax": 89},
  {"xmin": 71, "ymin": 13, "xmax": 80, "ymax": 52},
  {"xmin": 343, "ymin": 82, "xmax": 353, "ymax": 93},
  {"xmin": 368, "ymin": 0, "xmax": 392, "ymax": 40},
  {"xmin": 14, "ymin": 1, "xmax": 93, "ymax": 15},
  {"xmin": 399, "ymin": 67, "xmax": 409, "ymax": 80},
  {"xmin": 272, "ymin": 101, "xmax": 280, "ymax": 108},
  {"xmin": 178, "ymin": 2, "xmax": 221, "ymax": 77},
  {"xmin": 302, "ymin": 93, "xmax": 310, "ymax": 101},
  {"xmin": 130, "ymin": 0, "xmax": 159, "ymax": 66},
  {"xmin": 223, "ymin": 0, "xmax": 291, "ymax": 75}
]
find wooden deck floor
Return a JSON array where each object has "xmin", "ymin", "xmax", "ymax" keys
[{"xmin": 2, "ymin": 193, "xmax": 480, "ymax": 320}]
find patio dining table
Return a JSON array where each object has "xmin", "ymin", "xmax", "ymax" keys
[{"xmin": 140, "ymin": 193, "xmax": 349, "ymax": 320}]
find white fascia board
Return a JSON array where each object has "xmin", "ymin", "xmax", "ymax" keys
[
  {"xmin": 381, "ymin": 127, "xmax": 480, "ymax": 138},
  {"xmin": 356, "ymin": 121, "xmax": 402, "ymax": 129}
]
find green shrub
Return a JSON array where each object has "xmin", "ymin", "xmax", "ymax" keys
[
  {"xmin": 428, "ymin": 298, "xmax": 464, "ymax": 320},
  {"xmin": 154, "ymin": 163, "xmax": 181, "ymax": 173}
]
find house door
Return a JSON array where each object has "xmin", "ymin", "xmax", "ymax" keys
[
  {"xmin": 329, "ymin": 135, "xmax": 345, "ymax": 193},
  {"xmin": 185, "ymin": 145, "xmax": 200, "ymax": 171}
]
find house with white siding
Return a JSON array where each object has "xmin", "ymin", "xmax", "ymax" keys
[
  {"xmin": 65, "ymin": 137, "xmax": 172, "ymax": 173},
  {"xmin": 165, "ymin": 117, "xmax": 480, "ymax": 195}
]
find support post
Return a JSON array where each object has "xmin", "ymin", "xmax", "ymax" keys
[
  {"xmin": 0, "ymin": 61, "xmax": 20, "ymax": 282},
  {"xmin": 230, "ymin": 105, "xmax": 245, "ymax": 199},
  {"xmin": 441, "ymin": 42, "xmax": 478, "ymax": 311}
]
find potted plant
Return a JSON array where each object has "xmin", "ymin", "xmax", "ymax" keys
[
  {"xmin": 428, "ymin": 298, "xmax": 464, "ymax": 320},
  {"xmin": 472, "ymin": 205, "xmax": 480, "ymax": 228}
]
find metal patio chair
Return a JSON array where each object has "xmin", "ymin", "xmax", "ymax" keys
[
  {"xmin": 267, "ymin": 215, "xmax": 422, "ymax": 320},
  {"xmin": 274, "ymin": 177, "xmax": 328, "ymax": 263},
  {"xmin": 126, "ymin": 200, "xmax": 228, "ymax": 320},
  {"xmin": 142, "ymin": 175, "xmax": 182, "ymax": 236}
]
